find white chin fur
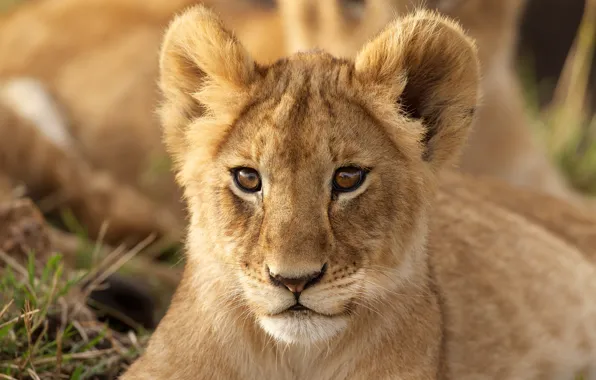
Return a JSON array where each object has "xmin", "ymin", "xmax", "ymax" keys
[{"xmin": 259, "ymin": 313, "xmax": 347, "ymax": 344}]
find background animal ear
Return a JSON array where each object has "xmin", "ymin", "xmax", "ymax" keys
[
  {"xmin": 354, "ymin": 11, "xmax": 480, "ymax": 171},
  {"xmin": 158, "ymin": 5, "xmax": 256, "ymax": 165}
]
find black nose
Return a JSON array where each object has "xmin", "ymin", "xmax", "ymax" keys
[{"xmin": 269, "ymin": 264, "xmax": 327, "ymax": 297}]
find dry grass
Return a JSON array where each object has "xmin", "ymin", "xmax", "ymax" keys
[
  {"xmin": 0, "ymin": 249, "xmax": 151, "ymax": 379},
  {"xmin": 0, "ymin": 196, "xmax": 180, "ymax": 379}
]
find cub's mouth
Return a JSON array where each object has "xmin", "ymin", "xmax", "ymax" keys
[
  {"xmin": 275, "ymin": 303, "xmax": 343, "ymax": 317},
  {"xmin": 249, "ymin": 263, "xmax": 357, "ymax": 343},
  {"xmin": 260, "ymin": 307, "xmax": 350, "ymax": 344},
  {"xmin": 287, "ymin": 303, "xmax": 309, "ymax": 312}
]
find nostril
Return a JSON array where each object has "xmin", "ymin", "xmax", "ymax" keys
[
  {"xmin": 307, "ymin": 263, "xmax": 327, "ymax": 289},
  {"xmin": 316, "ymin": 262, "xmax": 327, "ymax": 279},
  {"xmin": 268, "ymin": 263, "xmax": 328, "ymax": 295},
  {"xmin": 268, "ymin": 266, "xmax": 283, "ymax": 287}
]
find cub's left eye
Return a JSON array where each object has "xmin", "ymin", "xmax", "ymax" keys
[
  {"xmin": 332, "ymin": 166, "xmax": 367, "ymax": 193},
  {"xmin": 232, "ymin": 167, "xmax": 262, "ymax": 193}
]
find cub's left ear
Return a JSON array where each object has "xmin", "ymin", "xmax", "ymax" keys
[
  {"xmin": 354, "ymin": 11, "xmax": 480, "ymax": 170},
  {"xmin": 158, "ymin": 5, "xmax": 256, "ymax": 168}
]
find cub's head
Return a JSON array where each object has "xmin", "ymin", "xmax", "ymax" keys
[{"xmin": 159, "ymin": 6, "xmax": 478, "ymax": 345}]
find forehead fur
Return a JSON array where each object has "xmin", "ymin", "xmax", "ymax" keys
[{"xmin": 182, "ymin": 53, "xmax": 422, "ymax": 181}]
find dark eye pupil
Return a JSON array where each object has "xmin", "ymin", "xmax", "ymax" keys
[
  {"xmin": 333, "ymin": 167, "xmax": 365, "ymax": 192},
  {"xmin": 234, "ymin": 168, "xmax": 261, "ymax": 192}
]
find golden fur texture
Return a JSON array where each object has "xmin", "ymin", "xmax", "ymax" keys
[
  {"xmin": 122, "ymin": 7, "xmax": 596, "ymax": 379},
  {"xmin": 439, "ymin": 171, "xmax": 596, "ymax": 262},
  {"xmin": 0, "ymin": 0, "xmax": 285, "ymax": 230},
  {"xmin": 277, "ymin": 0, "xmax": 577, "ymax": 202}
]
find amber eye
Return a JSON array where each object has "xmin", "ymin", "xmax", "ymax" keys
[
  {"xmin": 232, "ymin": 167, "xmax": 262, "ymax": 193},
  {"xmin": 332, "ymin": 166, "xmax": 366, "ymax": 193}
]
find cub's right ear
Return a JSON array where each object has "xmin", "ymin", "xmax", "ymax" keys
[{"xmin": 158, "ymin": 5, "xmax": 256, "ymax": 168}]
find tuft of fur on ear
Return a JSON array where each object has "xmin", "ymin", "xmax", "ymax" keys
[
  {"xmin": 354, "ymin": 10, "xmax": 480, "ymax": 170},
  {"xmin": 158, "ymin": 5, "xmax": 256, "ymax": 170}
]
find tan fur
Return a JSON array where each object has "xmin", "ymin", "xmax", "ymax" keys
[
  {"xmin": 122, "ymin": 7, "xmax": 596, "ymax": 379},
  {"xmin": 0, "ymin": 0, "xmax": 285, "ymax": 223},
  {"xmin": 277, "ymin": 0, "xmax": 578, "ymax": 203},
  {"xmin": 440, "ymin": 171, "xmax": 596, "ymax": 259}
]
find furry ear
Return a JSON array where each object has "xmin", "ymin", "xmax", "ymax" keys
[
  {"xmin": 354, "ymin": 11, "xmax": 480, "ymax": 170},
  {"xmin": 158, "ymin": 5, "xmax": 256, "ymax": 166}
]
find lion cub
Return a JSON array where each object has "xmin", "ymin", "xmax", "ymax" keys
[{"xmin": 122, "ymin": 6, "xmax": 596, "ymax": 379}]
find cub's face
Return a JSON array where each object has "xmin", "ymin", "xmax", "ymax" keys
[
  {"xmin": 159, "ymin": 7, "xmax": 479, "ymax": 345},
  {"xmin": 204, "ymin": 59, "xmax": 427, "ymax": 344}
]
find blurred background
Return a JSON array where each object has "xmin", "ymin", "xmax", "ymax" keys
[{"xmin": 0, "ymin": 0, "xmax": 594, "ymax": 378}]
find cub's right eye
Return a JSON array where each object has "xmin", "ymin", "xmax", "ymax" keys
[
  {"xmin": 332, "ymin": 166, "xmax": 367, "ymax": 193},
  {"xmin": 232, "ymin": 167, "xmax": 262, "ymax": 193}
]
